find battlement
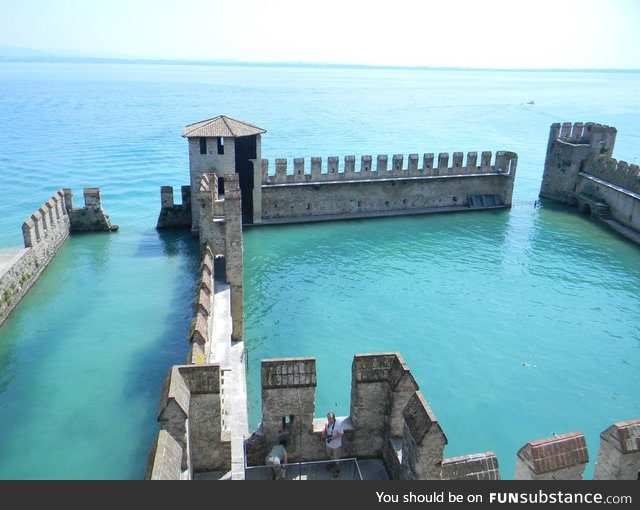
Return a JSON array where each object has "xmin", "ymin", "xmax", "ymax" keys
[
  {"xmin": 541, "ymin": 122, "xmax": 640, "ymax": 242},
  {"xmin": 149, "ymin": 363, "xmax": 228, "ymax": 478},
  {"xmin": 164, "ymin": 114, "xmax": 520, "ymax": 228},
  {"xmin": 246, "ymin": 352, "xmax": 640, "ymax": 480},
  {"xmin": 549, "ymin": 122, "xmax": 617, "ymax": 154},
  {"xmin": 254, "ymin": 151, "xmax": 517, "ymax": 223},
  {"xmin": 3, "ymin": 188, "xmax": 116, "ymax": 329},
  {"xmin": 187, "ymin": 245, "xmax": 215, "ymax": 365},
  {"xmin": 260, "ymin": 151, "xmax": 517, "ymax": 185},
  {"xmin": 22, "ymin": 189, "xmax": 69, "ymax": 248},
  {"xmin": 515, "ymin": 432, "xmax": 589, "ymax": 480},
  {"xmin": 594, "ymin": 418, "xmax": 640, "ymax": 480},
  {"xmin": 584, "ymin": 156, "xmax": 640, "ymax": 196},
  {"xmin": 62, "ymin": 188, "xmax": 118, "ymax": 232}
]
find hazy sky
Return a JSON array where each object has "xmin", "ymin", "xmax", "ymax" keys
[{"xmin": 0, "ymin": 0, "xmax": 639, "ymax": 68}]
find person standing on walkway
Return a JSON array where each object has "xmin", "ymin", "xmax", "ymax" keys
[
  {"xmin": 322, "ymin": 411, "xmax": 344, "ymax": 478},
  {"xmin": 265, "ymin": 439, "xmax": 288, "ymax": 480}
]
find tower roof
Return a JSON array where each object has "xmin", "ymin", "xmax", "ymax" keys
[{"xmin": 182, "ymin": 115, "xmax": 266, "ymax": 138}]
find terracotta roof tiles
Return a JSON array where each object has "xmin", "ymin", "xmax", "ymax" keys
[{"xmin": 182, "ymin": 115, "xmax": 266, "ymax": 138}]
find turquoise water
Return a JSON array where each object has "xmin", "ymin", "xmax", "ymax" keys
[
  {"xmin": 0, "ymin": 62, "xmax": 639, "ymax": 479},
  {"xmin": 244, "ymin": 205, "xmax": 640, "ymax": 480}
]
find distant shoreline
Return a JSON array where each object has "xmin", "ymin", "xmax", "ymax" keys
[{"xmin": 1, "ymin": 55, "xmax": 639, "ymax": 73}]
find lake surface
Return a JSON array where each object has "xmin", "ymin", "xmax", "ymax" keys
[{"xmin": 0, "ymin": 62, "xmax": 638, "ymax": 479}]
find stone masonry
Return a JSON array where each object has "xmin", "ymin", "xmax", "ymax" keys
[
  {"xmin": 540, "ymin": 121, "xmax": 640, "ymax": 244},
  {"xmin": 0, "ymin": 188, "xmax": 117, "ymax": 328},
  {"xmin": 144, "ymin": 118, "xmax": 640, "ymax": 480}
]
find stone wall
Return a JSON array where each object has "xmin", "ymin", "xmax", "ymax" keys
[
  {"xmin": 148, "ymin": 363, "xmax": 228, "ymax": 480},
  {"xmin": 249, "ymin": 357, "xmax": 321, "ymax": 464},
  {"xmin": 222, "ymin": 174, "xmax": 244, "ymax": 341},
  {"xmin": 515, "ymin": 432, "xmax": 589, "ymax": 480},
  {"xmin": 594, "ymin": 418, "xmax": 640, "ymax": 480},
  {"xmin": 246, "ymin": 353, "xmax": 502, "ymax": 481},
  {"xmin": 247, "ymin": 352, "xmax": 640, "ymax": 480},
  {"xmin": 148, "ymin": 121, "xmax": 640, "ymax": 480},
  {"xmin": 0, "ymin": 188, "xmax": 116, "ymax": 328},
  {"xmin": 585, "ymin": 156, "xmax": 640, "ymax": 196},
  {"xmin": 255, "ymin": 151, "xmax": 517, "ymax": 223},
  {"xmin": 259, "ymin": 151, "xmax": 516, "ymax": 185},
  {"xmin": 197, "ymin": 173, "xmax": 226, "ymax": 254},
  {"xmin": 63, "ymin": 188, "xmax": 118, "ymax": 232},
  {"xmin": 539, "ymin": 138, "xmax": 593, "ymax": 203},
  {"xmin": 576, "ymin": 155, "xmax": 640, "ymax": 233},
  {"xmin": 156, "ymin": 185, "xmax": 192, "ymax": 229},
  {"xmin": 0, "ymin": 190, "xmax": 70, "ymax": 327},
  {"xmin": 187, "ymin": 245, "xmax": 214, "ymax": 365},
  {"xmin": 539, "ymin": 121, "xmax": 640, "ymax": 241},
  {"xmin": 190, "ymin": 171, "xmax": 244, "ymax": 341},
  {"xmin": 349, "ymin": 353, "xmax": 420, "ymax": 458},
  {"xmin": 187, "ymin": 136, "xmax": 238, "ymax": 233},
  {"xmin": 144, "ymin": 430, "xmax": 183, "ymax": 480},
  {"xmin": 441, "ymin": 452, "xmax": 500, "ymax": 480}
]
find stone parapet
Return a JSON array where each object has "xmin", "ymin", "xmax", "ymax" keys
[
  {"xmin": 515, "ymin": 432, "xmax": 588, "ymax": 480},
  {"xmin": 64, "ymin": 188, "xmax": 118, "ymax": 232},
  {"xmin": 441, "ymin": 452, "xmax": 501, "ymax": 480},
  {"xmin": 144, "ymin": 430, "xmax": 184, "ymax": 480},
  {"xmin": 152, "ymin": 363, "xmax": 227, "ymax": 478},
  {"xmin": 2, "ymin": 188, "xmax": 115, "ymax": 328},
  {"xmin": 157, "ymin": 185, "xmax": 192, "ymax": 229},
  {"xmin": 261, "ymin": 151, "xmax": 517, "ymax": 185},
  {"xmin": 188, "ymin": 245, "xmax": 214, "ymax": 365},
  {"xmin": 594, "ymin": 418, "xmax": 640, "ymax": 480},
  {"xmin": 540, "ymin": 121, "xmax": 640, "ymax": 243}
]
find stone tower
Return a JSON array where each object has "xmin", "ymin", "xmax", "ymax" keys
[
  {"xmin": 539, "ymin": 122, "xmax": 617, "ymax": 202},
  {"xmin": 182, "ymin": 115, "xmax": 266, "ymax": 232}
]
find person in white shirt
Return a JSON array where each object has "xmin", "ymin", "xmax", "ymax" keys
[
  {"xmin": 322, "ymin": 411, "xmax": 344, "ymax": 478},
  {"xmin": 265, "ymin": 439, "xmax": 288, "ymax": 480}
]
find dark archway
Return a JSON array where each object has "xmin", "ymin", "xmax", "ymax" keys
[{"xmin": 235, "ymin": 136, "xmax": 257, "ymax": 224}]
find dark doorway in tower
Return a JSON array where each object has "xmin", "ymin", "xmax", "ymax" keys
[{"xmin": 235, "ymin": 136, "xmax": 257, "ymax": 224}]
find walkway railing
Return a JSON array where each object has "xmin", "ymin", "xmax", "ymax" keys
[{"xmin": 244, "ymin": 457, "xmax": 363, "ymax": 480}]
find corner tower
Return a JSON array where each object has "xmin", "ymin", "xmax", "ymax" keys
[
  {"xmin": 183, "ymin": 115, "xmax": 266, "ymax": 232},
  {"xmin": 539, "ymin": 122, "xmax": 617, "ymax": 202}
]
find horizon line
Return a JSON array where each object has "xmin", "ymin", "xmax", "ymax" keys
[{"xmin": 1, "ymin": 53, "xmax": 639, "ymax": 73}]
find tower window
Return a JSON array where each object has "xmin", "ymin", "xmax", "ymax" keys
[
  {"xmin": 217, "ymin": 137, "xmax": 224, "ymax": 155},
  {"xmin": 199, "ymin": 137, "xmax": 207, "ymax": 155}
]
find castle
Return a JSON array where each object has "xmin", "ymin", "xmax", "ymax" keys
[
  {"xmin": 0, "ymin": 118, "xmax": 638, "ymax": 480},
  {"xmin": 144, "ymin": 117, "xmax": 640, "ymax": 480}
]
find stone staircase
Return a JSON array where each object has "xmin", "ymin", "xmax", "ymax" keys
[{"xmin": 594, "ymin": 202, "xmax": 612, "ymax": 219}]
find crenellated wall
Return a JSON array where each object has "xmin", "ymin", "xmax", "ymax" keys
[
  {"xmin": 259, "ymin": 151, "xmax": 515, "ymax": 184},
  {"xmin": 594, "ymin": 418, "xmax": 640, "ymax": 480},
  {"xmin": 157, "ymin": 185, "xmax": 192, "ymax": 229},
  {"xmin": 195, "ymin": 172, "xmax": 244, "ymax": 341},
  {"xmin": 540, "ymin": 121, "xmax": 640, "ymax": 242},
  {"xmin": 146, "ymin": 119, "xmax": 640, "ymax": 481},
  {"xmin": 441, "ymin": 452, "xmax": 500, "ymax": 480},
  {"xmin": 187, "ymin": 245, "xmax": 215, "ymax": 365},
  {"xmin": 549, "ymin": 121, "xmax": 617, "ymax": 154},
  {"xmin": 147, "ymin": 343, "xmax": 640, "ymax": 480},
  {"xmin": 0, "ymin": 188, "xmax": 116, "ymax": 328},
  {"xmin": 253, "ymin": 151, "xmax": 517, "ymax": 223},
  {"xmin": 63, "ymin": 188, "xmax": 118, "ymax": 232},
  {"xmin": 246, "ymin": 353, "xmax": 639, "ymax": 480},
  {"xmin": 186, "ymin": 135, "xmax": 239, "ymax": 233},
  {"xmin": 515, "ymin": 432, "xmax": 589, "ymax": 480},
  {"xmin": 245, "ymin": 353, "xmax": 500, "ymax": 481},
  {"xmin": 145, "ymin": 363, "xmax": 229, "ymax": 480},
  {"xmin": 585, "ymin": 157, "xmax": 640, "ymax": 196}
]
